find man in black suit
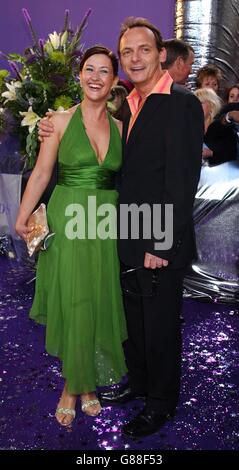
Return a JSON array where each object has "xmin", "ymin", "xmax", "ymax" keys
[{"xmin": 102, "ymin": 17, "xmax": 204, "ymax": 438}]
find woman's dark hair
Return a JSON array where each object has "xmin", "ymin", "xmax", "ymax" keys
[
  {"xmin": 79, "ymin": 45, "xmax": 118, "ymax": 76},
  {"xmin": 225, "ymin": 83, "xmax": 239, "ymax": 102},
  {"xmin": 117, "ymin": 17, "xmax": 163, "ymax": 55}
]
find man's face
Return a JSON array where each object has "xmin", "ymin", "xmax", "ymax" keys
[
  {"xmin": 178, "ymin": 50, "xmax": 194, "ymax": 84},
  {"xmin": 119, "ymin": 27, "xmax": 165, "ymax": 87}
]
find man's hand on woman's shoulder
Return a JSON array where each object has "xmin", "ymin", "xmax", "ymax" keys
[{"xmin": 38, "ymin": 112, "xmax": 54, "ymax": 141}]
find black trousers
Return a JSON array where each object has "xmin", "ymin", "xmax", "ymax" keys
[{"xmin": 121, "ymin": 264, "xmax": 185, "ymax": 414}]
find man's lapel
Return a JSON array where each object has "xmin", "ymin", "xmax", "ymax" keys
[
  {"xmin": 123, "ymin": 94, "xmax": 169, "ymax": 158},
  {"xmin": 122, "ymin": 112, "xmax": 130, "ymax": 159}
]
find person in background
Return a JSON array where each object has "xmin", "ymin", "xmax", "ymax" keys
[
  {"xmin": 194, "ymin": 87, "xmax": 222, "ymax": 163},
  {"xmin": 195, "ymin": 88, "xmax": 222, "ymax": 133},
  {"xmin": 226, "ymin": 84, "xmax": 239, "ymax": 104},
  {"xmin": 117, "ymin": 78, "xmax": 134, "ymax": 93},
  {"xmin": 203, "ymin": 83, "xmax": 239, "ymax": 165},
  {"xmin": 111, "ymin": 79, "xmax": 134, "ymax": 120},
  {"xmin": 107, "ymin": 84, "xmax": 129, "ymax": 116},
  {"xmin": 162, "ymin": 38, "xmax": 194, "ymax": 85},
  {"xmin": 220, "ymin": 84, "xmax": 239, "ymax": 128},
  {"xmin": 196, "ymin": 64, "xmax": 222, "ymax": 95}
]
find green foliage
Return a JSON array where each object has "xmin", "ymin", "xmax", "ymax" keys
[{"xmin": 0, "ymin": 8, "xmax": 91, "ymax": 168}]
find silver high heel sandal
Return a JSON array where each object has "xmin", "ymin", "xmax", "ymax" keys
[
  {"xmin": 55, "ymin": 407, "xmax": 76, "ymax": 426},
  {"xmin": 81, "ymin": 398, "xmax": 101, "ymax": 416}
]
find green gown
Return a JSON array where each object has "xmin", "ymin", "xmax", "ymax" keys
[{"xmin": 30, "ymin": 106, "xmax": 127, "ymax": 394}]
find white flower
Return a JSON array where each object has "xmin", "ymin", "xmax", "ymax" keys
[
  {"xmin": 48, "ymin": 31, "xmax": 61, "ymax": 49},
  {"xmin": 46, "ymin": 30, "xmax": 67, "ymax": 51},
  {"xmin": 19, "ymin": 106, "xmax": 40, "ymax": 133},
  {"xmin": 1, "ymin": 81, "xmax": 22, "ymax": 103},
  {"xmin": 44, "ymin": 41, "xmax": 53, "ymax": 54},
  {"xmin": 60, "ymin": 31, "xmax": 68, "ymax": 46}
]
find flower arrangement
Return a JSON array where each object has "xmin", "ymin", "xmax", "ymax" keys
[{"xmin": 0, "ymin": 8, "xmax": 92, "ymax": 168}]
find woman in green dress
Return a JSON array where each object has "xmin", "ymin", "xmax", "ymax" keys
[{"xmin": 15, "ymin": 46, "xmax": 127, "ymax": 426}]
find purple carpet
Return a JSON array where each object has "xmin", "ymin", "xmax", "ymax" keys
[{"xmin": 0, "ymin": 256, "xmax": 238, "ymax": 450}]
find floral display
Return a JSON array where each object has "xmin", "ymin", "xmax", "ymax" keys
[{"xmin": 0, "ymin": 8, "xmax": 91, "ymax": 168}]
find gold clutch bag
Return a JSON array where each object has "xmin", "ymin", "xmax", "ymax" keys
[{"xmin": 26, "ymin": 203, "xmax": 55, "ymax": 257}]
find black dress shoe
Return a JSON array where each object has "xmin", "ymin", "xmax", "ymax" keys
[
  {"xmin": 99, "ymin": 382, "xmax": 144, "ymax": 404},
  {"xmin": 123, "ymin": 407, "xmax": 174, "ymax": 438}
]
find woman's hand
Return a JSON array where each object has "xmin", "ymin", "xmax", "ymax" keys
[{"xmin": 15, "ymin": 219, "xmax": 33, "ymax": 240}]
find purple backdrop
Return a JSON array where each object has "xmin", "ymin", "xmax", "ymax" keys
[{"xmin": 0, "ymin": 0, "xmax": 175, "ymax": 74}]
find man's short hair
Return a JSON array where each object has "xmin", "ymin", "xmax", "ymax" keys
[
  {"xmin": 118, "ymin": 17, "xmax": 163, "ymax": 55},
  {"xmin": 162, "ymin": 39, "xmax": 194, "ymax": 69}
]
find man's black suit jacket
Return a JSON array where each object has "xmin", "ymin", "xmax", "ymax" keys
[{"xmin": 117, "ymin": 83, "xmax": 204, "ymax": 269}]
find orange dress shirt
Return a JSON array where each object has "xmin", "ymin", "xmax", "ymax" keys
[{"xmin": 126, "ymin": 70, "xmax": 173, "ymax": 139}]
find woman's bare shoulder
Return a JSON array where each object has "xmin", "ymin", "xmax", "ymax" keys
[{"xmin": 50, "ymin": 105, "xmax": 79, "ymax": 131}]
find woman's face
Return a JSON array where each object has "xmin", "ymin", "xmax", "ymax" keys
[
  {"xmin": 228, "ymin": 87, "xmax": 239, "ymax": 103},
  {"xmin": 80, "ymin": 54, "xmax": 117, "ymax": 102},
  {"xmin": 201, "ymin": 76, "xmax": 219, "ymax": 93}
]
